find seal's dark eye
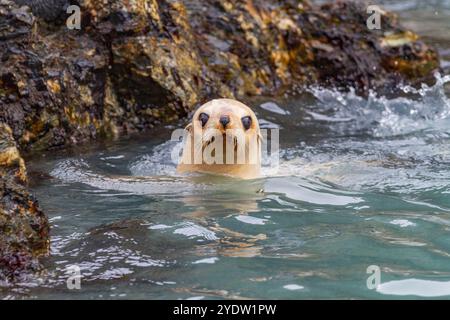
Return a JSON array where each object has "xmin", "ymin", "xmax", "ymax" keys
[
  {"xmin": 241, "ymin": 116, "xmax": 252, "ymax": 130},
  {"xmin": 199, "ymin": 113, "xmax": 209, "ymax": 127}
]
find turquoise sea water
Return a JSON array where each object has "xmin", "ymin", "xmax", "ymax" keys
[{"xmin": 1, "ymin": 0, "xmax": 450, "ymax": 299}]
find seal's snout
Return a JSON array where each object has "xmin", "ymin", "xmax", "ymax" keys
[{"xmin": 219, "ymin": 115, "xmax": 230, "ymax": 128}]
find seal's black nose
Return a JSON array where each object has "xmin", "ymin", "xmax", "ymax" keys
[{"xmin": 219, "ymin": 115, "xmax": 230, "ymax": 128}]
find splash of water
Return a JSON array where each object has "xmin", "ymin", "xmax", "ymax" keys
[{"xmin": 306, "ymin": 73, "xmax": 450, "ymax": 137}]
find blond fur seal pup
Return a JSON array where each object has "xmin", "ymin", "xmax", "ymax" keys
[{"xmin": 177, "ymin": 99, "xmax": 262, "ymax": 179}]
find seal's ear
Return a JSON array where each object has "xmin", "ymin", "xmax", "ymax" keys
[{"xmin": 184, "ymin": 123, "xmax": 193, "ymax": 133}]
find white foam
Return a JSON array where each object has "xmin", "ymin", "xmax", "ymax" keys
[
  {"xmin": 260, "ymin": 102, "xmax": 290, "ymax": 115},
  {"xmin": 192, "ymin": 257, "xmax": 219, "ymax": 264},
  {"xmin": 173, "ymin": 222, "xmax": 218, "ymax": 241},
  {"xmin": 235, "ymin": 215, "xmax": 268, "ymax": 225},
  {"xmin": 390, "ymin": 219, "xmax": 416, "ymax": 228},
  {"xmin": 283, "ymin": 284, "xmax": 304, "ymax": 291},
  {"xmin": 377, "ymin": 278, "xmax": 450, "ymax": 297}
]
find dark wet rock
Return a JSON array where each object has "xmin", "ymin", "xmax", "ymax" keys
[
  {"xmin": 0, "ymin": 123, "xmax": 49, "ymax": 283},
  {"xmin": 13, "ymin": 0, "xmax": 69, "ymax": 21},
  {"xmin": 0, "ymin": 0, "xmax": 441, "ymax": 279},
  {"xmin": 0, "ymin": 0, "xmax": 440, "ymax": 152}
]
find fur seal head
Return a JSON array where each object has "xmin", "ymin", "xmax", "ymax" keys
[{"xmin": 177, "ymin": 99, "xmax": 262, "ymax": 179}]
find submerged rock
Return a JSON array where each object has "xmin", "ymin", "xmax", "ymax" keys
[{"xmin": 0, "ymin": 0, "xmax": 441, "ymax": 279}]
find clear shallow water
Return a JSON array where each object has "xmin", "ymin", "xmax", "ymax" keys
[{"xmin": 2, "ymin": 2, "xmax": 450, "ymax": 300}]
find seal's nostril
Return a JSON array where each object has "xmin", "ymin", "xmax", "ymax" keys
[{"xmin": 219, "ymin": 115, "xmax": 230, "ymax": 128}]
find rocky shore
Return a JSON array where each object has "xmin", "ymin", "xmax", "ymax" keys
[
  {"xmin": 0, "ymin": 0, "xmax": 441, "ymax": 280},
  {"xmin": 0, "ymin": 123, "xmax": 49, "ymax": 282}
]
